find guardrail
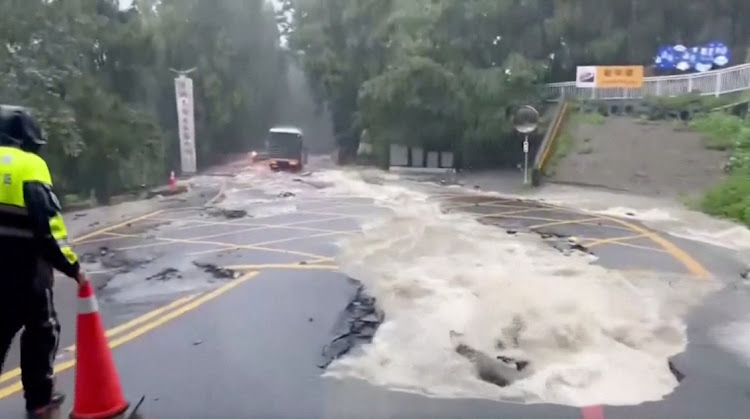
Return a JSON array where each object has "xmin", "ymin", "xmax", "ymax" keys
[
  {"xmin": 545, "ymin": 63, "xmax": 750, "ymax": 101},
  {"xmin": 531, "ymin": 101, "xmax": 569, "ymax": 186}
]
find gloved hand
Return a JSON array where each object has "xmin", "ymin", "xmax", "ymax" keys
[{"xmin": 75, "ymin": 270, "xmax": 89, "ymax": 287}]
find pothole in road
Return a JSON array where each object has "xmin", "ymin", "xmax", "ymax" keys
[
  {"xmin": 144, "ymin": 263, "xmax": 239, "ymax": 282},
  {"xmin": 321, "ymin": 193, "xmax": 712, "ymax": 407},
  {"xmin": 146, "ymin": 268, "xmax": 182, "ymax": 281},
  {"xmin": 495, "ymin": 226, "xmax": 595, "ymax": 258},
  {"xmin": 321, "ymin": 280, "xmax": 688, "ymax": 394},
  {"xmin": 81, "ymin": 246, "xmax": 154, "ymax": 289},
  {"xmin": 319, "ymin": 279, "xmax": 383, "ymax": 369},
  {"xmin": 192, "ymin": 262, "xmax": 240, "ymax": 280}
]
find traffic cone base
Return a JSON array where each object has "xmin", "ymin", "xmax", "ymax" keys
[{"xmin": 69, "ymin": 282, "xmax": 130, "ymax": 419}]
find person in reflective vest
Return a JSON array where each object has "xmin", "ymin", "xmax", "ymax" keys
[{"xmin": 0, "ymin": 105, "xmax": 88, "ymax": 418}]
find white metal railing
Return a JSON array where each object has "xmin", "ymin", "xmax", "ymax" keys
[{"xmin": 544, "ymin": 63, "xmax": 750, "ymax": 101}]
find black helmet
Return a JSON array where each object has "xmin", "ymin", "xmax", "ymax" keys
[{"xmin": 0, "ymin": 105, "xmax": 48, "ymax": 149}]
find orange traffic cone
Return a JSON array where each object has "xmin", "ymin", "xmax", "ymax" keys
[
  {"xmin": 168, "ymin": 171, "xmax": 177, "ymax": 190},
  {"xmin": 69, "ymin": 282, "xmax": 129, "ymax": 419}
]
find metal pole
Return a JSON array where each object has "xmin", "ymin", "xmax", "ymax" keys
[{"xmin": 523, "ymin": 135, "xmax": 529, "ymax": 185}]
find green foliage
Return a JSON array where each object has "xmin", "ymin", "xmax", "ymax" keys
[
  {"xmin": 571, "ymin": 112, "xmax": 606, "ymax": 126},
  {"xmin": 285, "ymin": 0, "xmax": 548, "ymax": 168},
  {"xmin": 690, "ymin": 113, "xmax": 745, "ymax": 150},
  {"xmin": 284, "ymin": 0, "xmax": 750, "ymax": 167},
  {"xmin": 359, "ymin": 56, "xmax": 467, "ymax": 151},
  {"xmin": 0, "ymin": 0, "xmax": 285, "ymax": 204},
  {"xmin": 697, "ymin": 112, "xmax": 750, "ymax": 226},
  {"xmin": 701, "ymin": 176, "xmax": 750, "ymax": 225},
  {"xmin": 543, "ymin": 130, "xmax": 573, "ymax": 176},
  {"xmin": 642, "ymin": 93, "xmax": 750, "ymax": 122}
]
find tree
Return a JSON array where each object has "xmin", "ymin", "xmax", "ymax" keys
[
  {"xmin": 285, "ymin": 0, "xmax": 750, "ymax": 167},
  {"xmin": 0, "ymin": 0, "xmax": 287, "ymax": 203}
]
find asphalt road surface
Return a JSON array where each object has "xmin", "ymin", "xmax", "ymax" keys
[{"xmin": 0, "ymin": 163, "xmax": 748, "ymax": 419}]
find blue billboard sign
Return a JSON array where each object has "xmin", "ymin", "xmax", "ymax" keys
[{"xmin": 654, "ymin": 41, "xmax": 731, "ymax": 72}]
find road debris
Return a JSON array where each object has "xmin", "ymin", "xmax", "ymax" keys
[
  {"xmin": 222, "ymin": 209, "xmax": 247, "ymax": 219},
  {"xmin": 205, "ymin": 207, "xmax": 248, "ymax": 219},
  {"xmin": 318, "ymin": 281, "xmax": 384, "ymax": 368},
  {"xmin": 192, "ymin": 262, "xmax": 240, "ymax": 279},
  {"xmin": 146, "ymin": 268, "xmax": 182, "ymax": 281},
  {"xmin": 668, "ymin": 361, "xmax": 685, "ymax": 382},
  {"xmin": 535, "ymin": 232, "xmax": 594, "ymax": 256},
  {"xmin": 147, "ymin": 184, "xmax": 188, "ymax": 198},
  {"xmin": 449, "ymin": 330, "xmax": 530, "ymax": 388},
  {"xmin": 80, "ymin": 247, "xmax": 152, "ymax": 273}
]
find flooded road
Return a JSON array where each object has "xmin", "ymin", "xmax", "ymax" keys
[{"xmin": 0, "ymin": 161, "xmax": 749, "ymax": 418}]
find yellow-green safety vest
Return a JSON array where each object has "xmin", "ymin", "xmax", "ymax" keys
[{"xmin": 0, "ymin": 146, "xmax": 78, "ymax": 264}]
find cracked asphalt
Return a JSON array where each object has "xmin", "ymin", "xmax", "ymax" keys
[{"xmin": 0, "ymin": 164, "xmax": 749, "ymax": 419}]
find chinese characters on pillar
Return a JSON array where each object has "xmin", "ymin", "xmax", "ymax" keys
[{"xmin": 174, "ymin": 75, "xmax": 197, "ymax": 173}]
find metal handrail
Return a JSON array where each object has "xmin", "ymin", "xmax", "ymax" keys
[{"xmin": 544, "ymin": 63, "xmax": 750, "ymax": 101}]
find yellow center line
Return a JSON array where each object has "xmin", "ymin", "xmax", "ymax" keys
[
  {"xmin": 129, "ymin": 236, "xmax": 327, "ymax": 260},
  {"xmin": 602, "ymin": 216, "xmax": 712, "ymax": 279},
  {"xmin": 528, "ymin": 217, "xmax": 605, "ymax": 229},
  {"xmin": 606, "ymin": 241, "xmax": 669, "ymax": 253},
  {"xmin": 204, "ymin": 178, "xmax": 228, "ymax": 207},
  {"xmin": 154, "ymin": 214, "xmax": 356, "ymax": 233},
  {"xmin": 477, "ymin": 213, "xmax": 559, "ymax": 222},
  {"xmin": 306, "ymin": 257, "xmax": 336, "ymax": 264},
  {"xmin": 116, "ymin": 225, "xmax": 269, "ymax": 251},
  {"xmin": 441, "ymin": 194, "xmax": 712, "ymax": 279},
  {"xmin": 225, "ymin": 263, "xmax": 339, "ymax": 271},
  {"xmin": 485, "ymin": 208, "xmax": 559, "ymax": 217},
  {"xmin": 443, "ymin": 200, "xmax": 532, "ymax": 211},
  {"xmin": 187, "ymin": 230, "xmax": 357, "ymax": 257},
  {"xmin": 292, "ymin": 210, "xmax": 372, "ymax": 219},
  {"xmin": 0, "ymin": 272, "xmax": 258, "ymax": 400},
  {"xmin": 105, "ymin": 232, "xmax": 137, "ymax": 237},
  {"xmin": 0, "ymin": 293, "xmax": 198, "ymax": 385},
  {"xmin": 584, "ymin": 234, "xmax": 648, "ymax": 248},
  {"xmin": 426, "ymin": 194, "xmax": 467, "ymax": 200},
  {"xmin": 72, "ymin": 210, "xmax": 164, "ymax": 244}
]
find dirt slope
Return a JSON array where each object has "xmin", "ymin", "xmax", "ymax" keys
[{"xmin": 550, "ymin": 116, "xmax": 729, "ymax": 198}]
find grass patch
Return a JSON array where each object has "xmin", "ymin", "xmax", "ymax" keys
[
  {"xmin": 542, "ymin": 110, "xmax": 601, "ymax": 175},
  {"xmin": 697, "ymin": 111, "xmax": 750, "ymax": 226},
  {"xmin": 689, "ymin": 112, "xmax": 745, "ymax": 150},
  {"xmin": 701, "ymin": 176, "xmax": 750, "ymax": 225},
  {"xmin": 677, "ymin": 192, "xmax": 703, "ymax": 210},
  {"xmin": 571, "ymin": 112, "xmax": 606, "ymax": 125},
  {"xmin": 543, "ymin": 127, "xmax": 574, "ymax": 176},
  {"xmin": 647, "ymin": 91, "xmax": 750, "ymax": 113}
]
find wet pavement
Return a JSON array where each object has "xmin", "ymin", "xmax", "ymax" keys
[{"xmin": 0, "ymin": 165, "xmax": 749, "ymax": 418}]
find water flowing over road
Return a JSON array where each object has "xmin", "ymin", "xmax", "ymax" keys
[{"xmin": 1, "ymin": 158, "xmax": 748, "ymax": 419}]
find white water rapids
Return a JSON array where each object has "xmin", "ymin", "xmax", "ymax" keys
[
  {"xmin": 183, "ymin": 163, "xmax": 747, "ymax": 406},
  {"xmin": 269, "ymin": 169, "xmax": 718, "ymax": 407}
]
